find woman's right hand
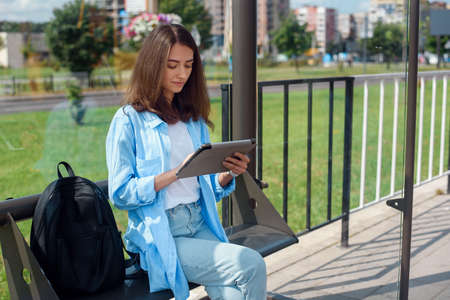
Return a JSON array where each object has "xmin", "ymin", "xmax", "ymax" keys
[{"xmin": 154, "ymin": 153, "xmax": 191, "ymax": 192}]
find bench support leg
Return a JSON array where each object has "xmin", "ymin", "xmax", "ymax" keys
[
  {"xmin": 0, "ymin": 213, "xmax": 59, "ymax": 300},
  {"xmin": 232, "ymin": 172, "xmax": 297, "ymax": 236}
]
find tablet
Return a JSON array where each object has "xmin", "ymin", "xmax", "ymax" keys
[{"xmin": 176, "ymin": 139, "xmax": 256, "ymax": 178}]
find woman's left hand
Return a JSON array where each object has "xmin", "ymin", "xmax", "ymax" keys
[{"xmin": 222, "ymin": 152, "xmax": 250, "ymax": 177}]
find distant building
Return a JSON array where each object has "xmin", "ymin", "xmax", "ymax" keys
[
  {"xmin": 204, "ymin": 0, "xmax": 226, "ymax": 47},
  {"xmin": 369, "ymin": 0, "xmax": 405, "ymax": 27},
  {"xmin": 0, "ymin": 32, "xmax": 48, "ymax": 68},
  {"xmin": 334, "ymin": 0, "xmax": 406, "ymax": 42},
  {"xmin": 0, "ymin": 33, "xmax": 24, "ymax": 68},
  {"xmin": 336, "ymin": 13, "xmax": 361, "ymax": 52},
  {"xmin": 217, "ymin": 0, "xmax": 289, "ymax": 60},
  {"xmin": 257, "ymin": 0, "xmax": 290, "ymax": 55},
  {"xmin": 88, "ymin": 0, "xmax": 157, "ymax": 14},
  {"xmin": 260, "ymin": 0, "xmax": 290, "ymax": 55},
  {"xmin": 353, "ymin": 12, "xmax": 371, "ymax": 39},
  {"xmin": 294, "ymin": 6, "xmax": 337, "ymax": 54},
  {"xmin": 338, "ymin": 14, "xmax": 351, "ymax": 40},
  {"xmin": 371, "ymin": 0, "xmax": 404, "ymax": 14},
  {"xmin": 429, "ymin": 1, "xmax": 447, "ymax": 9},
  {"xmin": 86, "ymin": 0, "xmax": 129, "ymax": 45},
  {"xmin": 86, "ymin": 0, "xmax": 125, "ymax": 15},
  {"xmin": 123, "ymin": 0, "xmax": 157, "ymax": 14}
]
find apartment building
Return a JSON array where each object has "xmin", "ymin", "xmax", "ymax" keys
[
  {"xmin": 217, "ymin": 0, "xmax": 289, "ymax": 59},
  {"xmin": 124, "ymin": 0, "xmax": 157, "ymax": 13},
  {"xmin": 261, "ymin": 0, "xmax": 290, "ymax": 54},
  {"xmin": 294, "ymin": 6, "xmax": 337, "ymax": 54},
  {"xmin": 0, "ymin": 32, "xmax": 48, "ymax": 68},
  {"xmin": 204, "ymin": 0, "xmax": 226, "ymax": 47},
  {"xmin": 353, "ymin": 12, "xmax": 371, "ymax": 39}
]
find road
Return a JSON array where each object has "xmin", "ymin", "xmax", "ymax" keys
[{"xmin": 0, "ymin": 91, "xmax": 124, "ymax": 115}]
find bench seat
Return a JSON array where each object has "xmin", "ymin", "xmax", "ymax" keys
[
  {"xmin": 64, "ymin": 225, "xmax": 297, "ymax": 300},
  {"xmin": 0, "ymin": 172, "xmax": 298, "ymax": 300}
]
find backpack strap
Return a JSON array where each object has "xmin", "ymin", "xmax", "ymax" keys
[
  {"xmin": 121, "ymin": 238, "xmax": 139, "ymax": 268},
  {"xmin": 57, "ymin": 161, "xmax": 75, "ymax": 178},
  {"xmin": 124, "ymin": 249, "xmax": 138, "ymax": 267},
  {"xmin": 122, "ymin": 239, "xmax": 147, "ymax": 280}
]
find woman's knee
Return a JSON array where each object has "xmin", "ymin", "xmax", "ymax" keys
[{"xmin": 239, "ymin": 247, "xmax": 266, "ymax": 279}]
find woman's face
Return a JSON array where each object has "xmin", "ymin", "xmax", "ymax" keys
[{"xmin": 162, "ymin": 43, "xmax": 194, "ymax": 101}]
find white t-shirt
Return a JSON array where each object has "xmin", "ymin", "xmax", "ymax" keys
[{"xmin": 165, "ymin": 121, "xmax": 200, "ymax": 210}]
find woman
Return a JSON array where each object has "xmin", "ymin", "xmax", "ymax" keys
[{"xmin": 106, "ymin": 24, "xmax": 267, "ymax": 300}]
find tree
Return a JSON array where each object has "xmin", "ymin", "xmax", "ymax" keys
[
  {"xmin": 272, "ymin": 13, "xmax": 312, "ymax": 71},
  {"xmin": 45, "ymin": 0, "xmax": 114, "ymax": 76},
  {"xmin": 425, "ymin": 35, "xmax": 449, "ymax": 67},
  {"xmin": 0, "ymin": 21, "xmax": 48, "ymax": 33},
  {"xmin": 367, "ymin": 22, "xmax": 403, "ymax": 69},
  {"xmin": 159, "ymin": 0, "xmax": 212, "ymax": 50},
  {"xmin": 326, "ymin": 35, "xmax": 345, "ymax": 55}
]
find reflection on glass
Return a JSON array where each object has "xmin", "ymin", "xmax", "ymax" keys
[
  {"xmin": 0, "ymin": 1, "xmax": 447, "ymax": 217},
  {"xmin": 0, "ymin": 0, "xmax": 232, "ymax": 201},
  {"xmin": 0, "ymin": 0, "xmax": 448, "ymax": 298}
]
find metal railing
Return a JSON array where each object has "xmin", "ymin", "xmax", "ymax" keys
[
  {"xmin": 0, "ymin": 71, "xmax": 121, "ymax": 96},
  {"xmin": 220, "ymin": 70, "xmax": 450, "ymax": 246},
  {"xmin": 221, "ymin": 76, "xmax": 355, "ymax": 246},
  {"xmin": 354, "ymin": 70, "xmax": 450, "ymax": 209}
]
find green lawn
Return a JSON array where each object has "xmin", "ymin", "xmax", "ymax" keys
[
  {"xmin": 0, "ymin": 78, "xmax": 448, "ymax": 299},
  {"xmin": 0, "ymin": 63, "xmax": 446, "ymax": 95},
  {"xmin": 206, "ymin": 62, "xmax": 444, "ymax": 83}
]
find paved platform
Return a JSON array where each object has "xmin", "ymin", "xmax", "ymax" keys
[{"xmin": 187, "ymin": 176, "xmax": 450, "ymax": 299}]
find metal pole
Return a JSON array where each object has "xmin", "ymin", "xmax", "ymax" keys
[
  {"xmin": 221, "ymin": 84, "xmax": 231, "ymax": 143},
  {"xmin": 257, "ymin": 85, "xmax": 263, "ymax": 180},
  {"xmin": 327, "ymin": 81, "xmax": 334, "ymax": 221},
  {"xmin": 402, "ymin": 0, "xmax": 409, "ymax": 65},
  {"xmin": 12, "ymin": 76, "xmax": 16, "ymax": 96},
  {"xmin": 447, "ymin": 103, "xmax": 450, "ymax": 194},
  {"xmin": 232, "ymin": 0, "xmax": 257, "ymax": 177},
  {"xmin": 437, "ymin": 35, "xmax": 441, "ymax": 69},
  {"xmin": 283, "ymin": 84, "xmax": 289, "ymax": 222},
  {"xmin": 363, "ymin": 13, "xmax": 368, "ymax": 73},
  {"xmin": 400, "ymin": 0, "xmax": 420, "ymax": 298},
  {"xmin": 341, "ymin": 78, "xmax": 354, "ymax": 248},
  {"xmin": 50, "ymin": 74, "xmax": 54, "ymax": 92},
  {"xmin": 221, "ymin": 84, "xmax": 231, "ymax": 227},
  {"xmin": 306, "ymin": 82, "xmax": 313, "ymax": 230}
]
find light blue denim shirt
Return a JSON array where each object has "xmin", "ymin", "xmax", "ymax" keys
[{"xmin": 105, "ymin": 105, "xmax": 235, "ymax": 299}]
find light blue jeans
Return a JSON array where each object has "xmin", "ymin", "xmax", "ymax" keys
[{"xmin": 166, "ymin": 200, "xmax": 267, "ymax": 300}]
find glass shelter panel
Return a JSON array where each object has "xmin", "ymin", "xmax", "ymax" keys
[
  {"xmin": 253, "ymin": 0, "xmax": 450, "ymax": 298},
  {"xmin": 0, "ymin": 0, "xmax": 449, "ymax": 299},
  {"xmin": 0, "ymin": 1, "xmax": 233, "ymax": 299}
]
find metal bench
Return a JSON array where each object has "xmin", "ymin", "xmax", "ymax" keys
[{"xmin": 0, "ymin": 172, "xmax": 298, "ymax": 300}]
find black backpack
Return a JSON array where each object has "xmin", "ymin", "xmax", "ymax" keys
[{"xmin": 30, "ymin": 161, "xmax": 126, "ymax": 295}]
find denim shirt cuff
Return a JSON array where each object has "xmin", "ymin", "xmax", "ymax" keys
[
  {"xmin": 214, "ymin": 174, "xmax": 235, "ymax": 200},
  {"xmin": 136, "ymin": 176, "xmax": 156, "ymax": 204}
]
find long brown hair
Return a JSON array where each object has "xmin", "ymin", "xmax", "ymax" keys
[{"xmin": 123, "ymin": 24, "xmax": 212, "ymax": 127}]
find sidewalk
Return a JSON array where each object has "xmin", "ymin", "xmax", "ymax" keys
[{"xmin": 187, "ymin": 176, "xmax": 450, "ymax": 299}]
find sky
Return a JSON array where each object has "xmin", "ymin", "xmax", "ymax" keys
[
  {"xmin": 290, "ymin": 0, "xmax": 371, "ymax": 14},
  {"xmin": 0, "ymin": 0, "xmax": 72, "ymax": 22},
  {"xmin": 0, "ymin": 0, "xmax": 449, "ymax": 22}
]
